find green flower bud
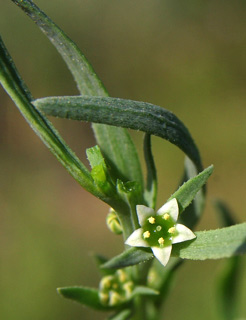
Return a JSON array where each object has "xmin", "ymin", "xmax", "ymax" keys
[
  {"xmin": 106, "ymin": 209, "xmax": 122, "ymax": 235},
  {"xmin": 98, "ymin": 269, "xmax": 134, "ymax": 306}
]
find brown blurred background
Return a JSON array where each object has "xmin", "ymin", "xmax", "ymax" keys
[{"xmin": 0, "ymin": 1, "xmax": 245, "ymax": 319}]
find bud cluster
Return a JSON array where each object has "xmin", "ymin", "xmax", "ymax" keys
[{"xmin": 99, "ymin": 270, "xmax": 134, "ymax": 306}]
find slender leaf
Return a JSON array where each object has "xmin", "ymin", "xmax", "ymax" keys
[
  {"xmin": 131, "ymin": 286, "xmax": 159, "ymax": 298},
  {"xmin": 169, "ymin": 164, "xmax": 213, "ymax": 213},
  {"xmin": 0, "ymin": 36, "xmax": 106, "ymax": 200},
  {"xmin": 143, "ymin": 134, "xmax": 157, "ymax": 209},
  {"xmin": 12, "ymin": 0, "xmax": 144, "ymax": 188},
  {"xmin": 57, "ymin": 286, "xmax": 113, "ymax": 311},
  {"xmin": 172, "ymin": 223, "xmax": 246, "ymax": 260},
  {"xmin": 101, "ymin": 247, "xmax": 153, "ymax": 270},
  {"xmin": 109, "ymin": 310, "xmax": 132, "ymax": 320},
  {"xmin": 215, "ymin": 200, "xmax": 241, "ymax": 320},
  {"xmin": 177, "ymin": 157, "xmax": 206, "ymax": 228},
  {"xmin": 217, "ymin": 256, "xmax": 241, "ymax": 320},
  {"xmin": 34, "ymin": 95, "xmax": 203, "ymax": 172}
]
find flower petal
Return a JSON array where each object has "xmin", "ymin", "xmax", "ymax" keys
[
  {"xmin": 136, "ymin": 205, "xmax": 155, "ymax": 226},
  {"xmin": 152, "ymin": 245, "xmax": 172, "ymax": 266},
  {"xmin": 157, "ymin": 198, "xmax": 179, "ymax": 222},
  {"xmin": 125, "ymin": 228, "xmax": 149, "ymax": 247},
  {"xmin": 172, "ymin": 224, "xmax": 196, "ymax": 244}
]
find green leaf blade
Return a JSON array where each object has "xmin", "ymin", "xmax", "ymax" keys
[
  {"xmin": 34, "ymin": 95, "xmax": 203, "ymax": 172},
  {"xmin": 11, "ymin": 0, "xmax": 106, "ymax": 96},
  {"xmin": 172, "ymin": 223, "xmax": 246, "ymax": 260},
  {"xmin": 57, "ymin": 286, "xmax": 113, "ymax": 311},
  {"xmin": 169, "ymin": 164, "xmax": 214, "ymax": 214},
  {"xmin": 143, "ymin": 134, "xmax": 157, "ymax": 209},
  {"xmin": 12, "ymin": 0, "xmax": 144, "ymax": 189},
  {"xmin": 131, "ymin": 286, "xmax": 159, "ymax": 298},
  {"xmin": 101, "ymin": 247, "xmax": 153, "ymax": 270},
  {"xmin": 177, "ymin": 157, "xmax": 206, "ymax": 228}
]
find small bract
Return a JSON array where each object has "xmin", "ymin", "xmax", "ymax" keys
[{"xmin": 125, "ymin": 198, "xmax": 196, "ymax": 266}]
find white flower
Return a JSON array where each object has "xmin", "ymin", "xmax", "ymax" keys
[{"xmin": 125, "ymin": 198, "xmax": 196, "ymax": 266}]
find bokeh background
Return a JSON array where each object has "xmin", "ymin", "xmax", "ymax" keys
[{"xmin": 0, "ymin": 1, "xmax": 245, "ymax": 319}]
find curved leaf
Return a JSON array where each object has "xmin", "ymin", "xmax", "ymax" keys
[
  {"xmin": 169, "ymin": 164, "xmax": 213, "ymax": 213},
  {"xmin": 57, "ymin": 286, "xmax": 113, "ymax": 311},
  {"xmin": 109, "ymin": 310, "xmax": 132, "ymax": 320},
  {"xmin": 12, "ymin": 0, "xmax": 144, "ymax": 189},
  {"xmin": 177, "ymin": 157, "xmax": 206, "ymax": 228},
  {"xmin": 143, "ymin": 134, "xmax": 157, "ymax": 209},
  {"xmin": 34, "ymin": 95, "xmax": 203, "ymax": 172},
  {"xmin": 215, "ymin": 200, "xmax": 242, "ymax": 320},
  {"xmin": 101, "ymin": 247, "xmax": 153, "ymax": 270},
  {"xmin": 131, "ymin": 286, "xmax": 159, "ymax": 298}
]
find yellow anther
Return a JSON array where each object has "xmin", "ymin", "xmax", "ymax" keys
[
  {"xmin": 143, "ymin": 231, "xmax": 151, "ymax": 239},
  {"xmin": 109, "ymin": 291, "xmax": 124, "ymax": 306},
  {"xmin": 117, "ymin": 270, "xmax": 127, "ymax": 283},
  {"xmin": 163, "ymin": 213, "xmax": 170, "ymax": 220},
  {"xmin": 156, "ymin": 225, "xmax": 162, "ymax": 231},
  {"xmin": 112, "ymin": 283, "xmax": 118, "ymax": 289},
  {"xmin": 99, "ymin": 292, "xmax": 109, "ymax": 305},
  {"xmin": 158, "ymin": 237, "xmax": 165, "ymax": 245},
  {"xmin": 100, "ymin": 275, "xmax": 113, "ymax": 290},
  {"xmin": 123, "ymin": 281, "xmax": 134, "ymax": 297},
  {"xmin": 148, "ymin": 216, "xmax": 156, "ymax": 224},
  {"xmin": 168, "ymin": 227, "xmax": 176, "ymax": 234}
]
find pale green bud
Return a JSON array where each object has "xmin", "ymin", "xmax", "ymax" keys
[{"xmin": 106, "ymin": 209, "xmax": 122, "ymax": 235}]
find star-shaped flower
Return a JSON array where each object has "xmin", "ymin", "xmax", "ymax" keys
[{"xmin": 125, "ymin": 198, "xmax": 196, "ymax": 266}]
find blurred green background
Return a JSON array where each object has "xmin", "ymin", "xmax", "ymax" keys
[{"xmin": 0, "ymin": 1, "xmax": 245, "ymax": 319}]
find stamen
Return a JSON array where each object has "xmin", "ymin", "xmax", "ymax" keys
[
  {"xmin": 109, "ymin": 291, "xmax": 123, "ymax": 306},
  {"xmin": 163, "ymin": 213, "xmax": 170, "ymax": 220},
  {"xmin": 143, "ymin": 231, "xmax": 151, "ymax": 239},
  {"xmin": 156, "ymin": 225, "xmax": 162, "ymax": 231},
  {"xmin": 112, "ymin": 283, "xmax": 118, "ymax": 289},
  {"xmin": 158, "ymin": 237, "xmax": 165, "ymax": 245},
  {"xmin": 168, "ymin": 227, "xmax": 176, "ymax": 234},
  {"xmin": 148, "ymin": 216, "xmax": 155, "ymax": 224},
  {"xmin": 99, "ymin": 292, "xmax": 109, "ymax": 304},
  {"xmin": 117, "ymin": 270, "xmax": 127, "ymax": 283}
]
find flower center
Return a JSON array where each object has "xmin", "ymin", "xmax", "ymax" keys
[{"xmin": 142, "ymin": 213, "xmax": 177, "ymax": 247}]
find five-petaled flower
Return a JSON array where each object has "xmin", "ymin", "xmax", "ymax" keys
[{"xmin": 125, "ymin": 198, "xmax": 196, "ymax": 266}]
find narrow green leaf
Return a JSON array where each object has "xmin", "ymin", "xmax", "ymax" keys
[
  {"xmin": 215, "ymin": 200, "xmax": 241, "ymax": 320},
  {"xmin": 109, "ymin": 310, "xmax": 132, "ymax": 320},
  {"xmin": 12, "ymin": 0, "xmax": 144, "ymax": 189},
  {"xmin": 34, "ymin": 95, "xmax": 203, "ymax": 172},
  {"xmin": 177, "ymin": 157, "xmax": 206, "ymax": 228},
  {"xmin": 93, "ymin": 254, "xmax": 115, "ymax": 276},
  {"xmin": 11, "ymin": 0, "xmax": 106, "ymax": 96},
  {"xmin": 86, "ymin": 145, "xmax": 106, "ymax": 168},
  {"xmin": 131, "ymin": 286, "xmax": 159, "ymax": 298},
  {"xmin": 101, "ymin": 247, "xmax": 153, "ymax": 269},
  {"xmin": 143, "ymin": 134, "xmax": 157, "ymax": 209},
  {"xmin": 172, "ymin": 223, "xmax": 246, "ymax": 260},
  {"xmin": 169, "ymin": 164, "xmax": 213, "ymax": 213},
  {"xmin": 57, "ymin": 286, "xmax": 113, "ymax": 311},
  {"xmin": 217, "ymin": 256, "xmax": 241, "ymax": 320},
  {"xmin": 0, "ymin": 36, "xmax": 105, "ymax": 200}
]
